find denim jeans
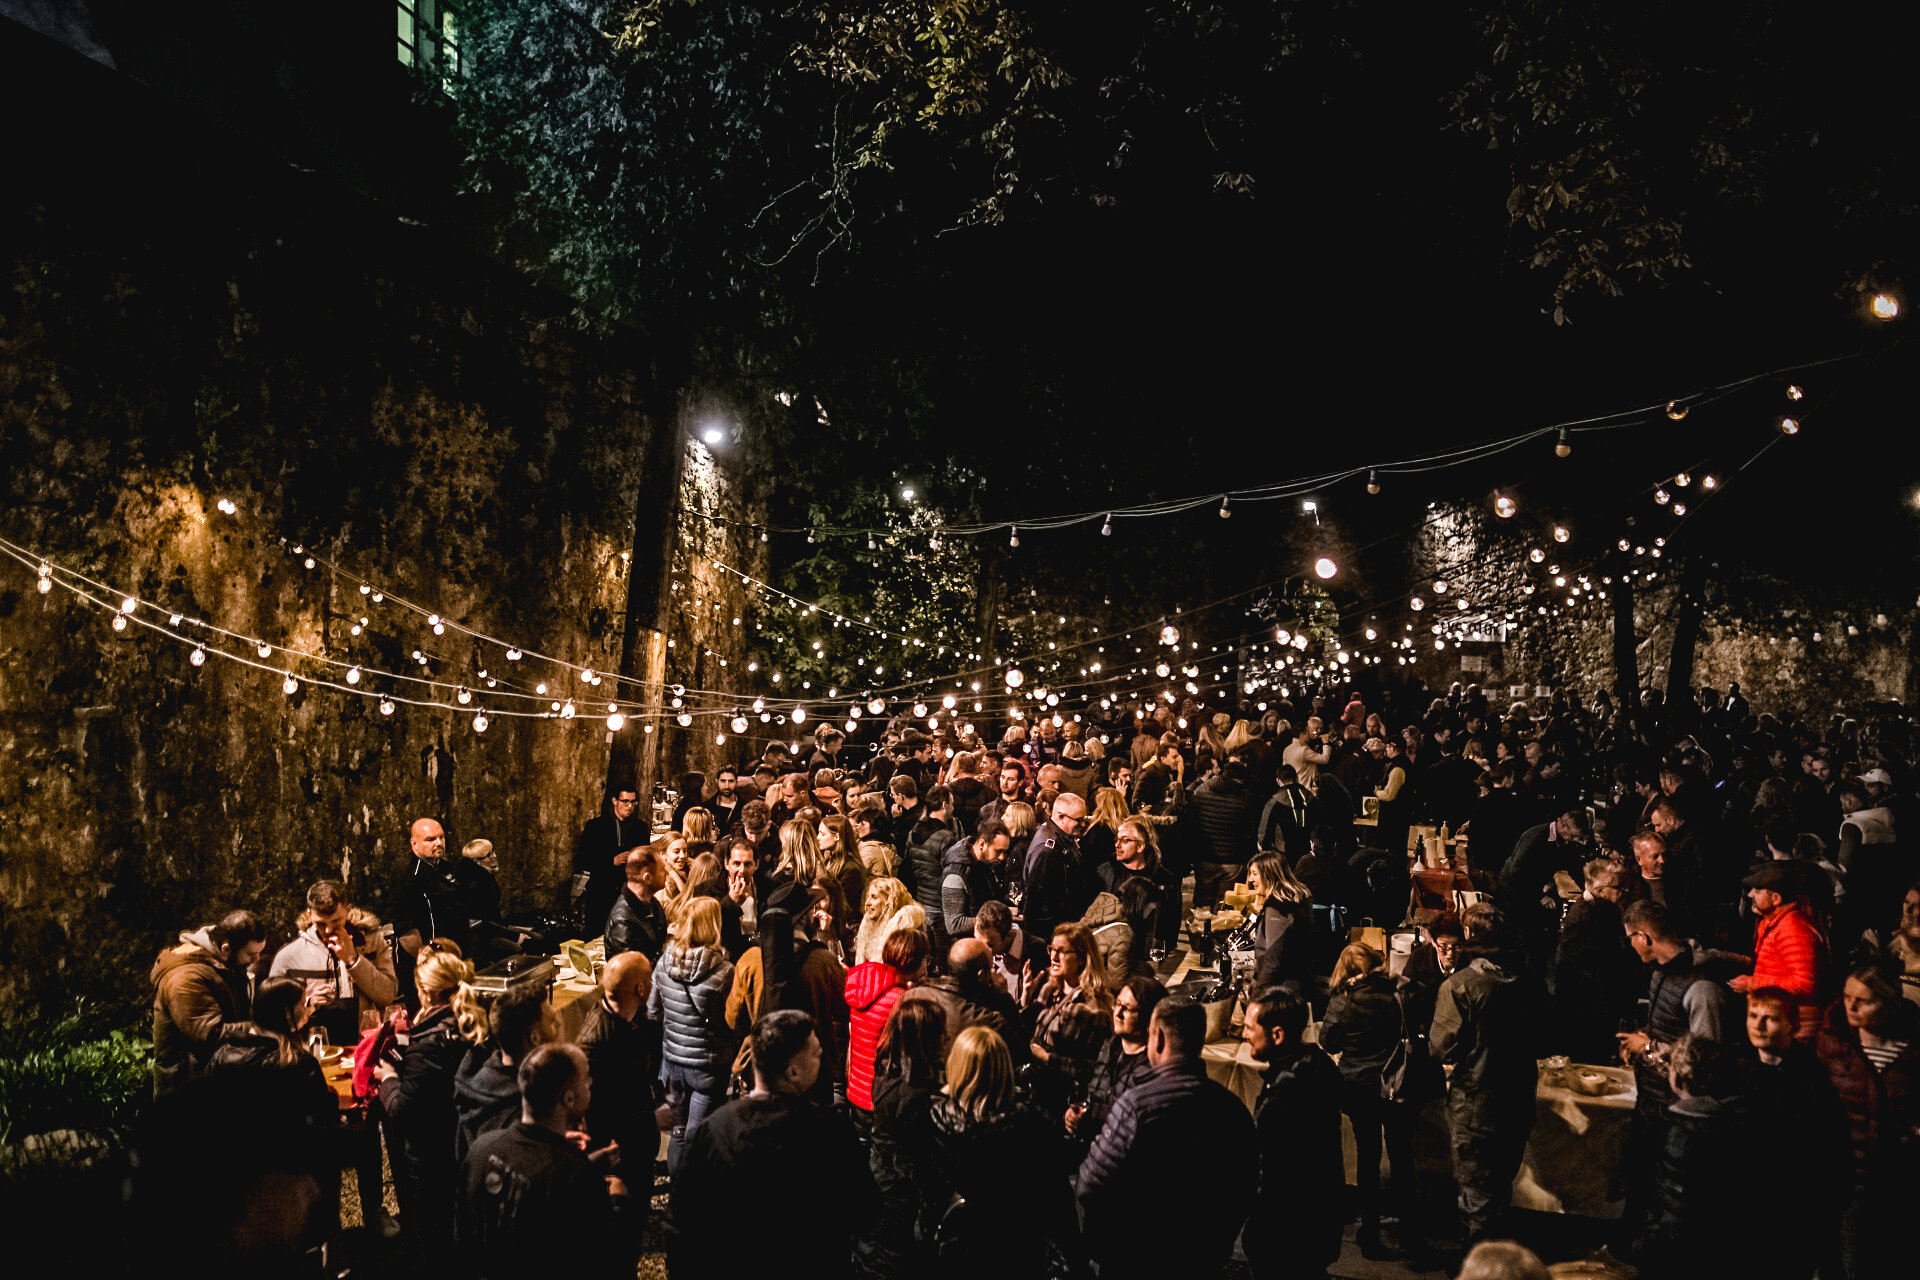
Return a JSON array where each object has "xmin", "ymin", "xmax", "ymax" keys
[{"xmin": 663, "ymin": 1062, "xmax": 727, "ymax": 1175}]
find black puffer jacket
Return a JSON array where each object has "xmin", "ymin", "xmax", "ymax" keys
[
  {"xmin": 1644, "ymin": 1093, "xmax": 1768, "ymax": 1276},
  {"xmin": 1251, "ymin": 895, "xmax": 1314, "ymax": 990},
  {"xmin": 902, "ymin": 817, "xmax": 958, "ymax": 950},
  {"xmin": 925, "ymin": 1097, "xmax": 1070, "ymax": 1276},
  {"xmin": 376, "ymin": 1005, "xmax": 471, "ymax": 1241}
]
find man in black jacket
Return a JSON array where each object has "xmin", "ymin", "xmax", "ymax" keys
[
  {"xmin": 1078, "ymin": 997, "xmax": 1254, "ymax": 1279},
  {"xmin": 1189, "ymin": 755, "xmax": 1261, "ymax": 907},
  {"xmin": 604, "ymin": 847, "xmax": 668, "ymax": 963},
  {"xmin": 1021, "ymin": 792, "xmax": 1088, "ymax": 947},
  {"xmin": 669, "ymin": 1011, "xmax": 872, "ymax": 1279},
  {"xmin": 576, "ymin": 952, "xmax": 655, "ymax": 1186},
  {"xmin": 1241, "ymin": 986, "xmax": 1345, "ymax": 1278},
  {"xmin": 459, "ymin": 1044, "xmax": 634, "ymax": 1279},
  {"xmin": 573, "ymin": 786, "xmax": 650, "ymax": 938}
]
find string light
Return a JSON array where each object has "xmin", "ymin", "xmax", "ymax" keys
[
  {"xmin": 1367, "ymin": 470, "xmax": 1380, "ymax": 495},
  {"xmin": 1871, "ymin": 292, "xmax": 1900, "ymax": 320},
  {"xmin": 1009, "ymin": 527, "xmax": 1019, "ymax": 548},
  {"xmin": 1553, "ymin": 525, "xmax": 1570, "ymax": 543},
  {"xmin": 1101, "ymin": 514, "xmax": 1112, "ymax": 536},
  {"xmin": 791, "ymin": 706, "xmax": 807, "ymax": 723},
  {"xmin": 346, "ymin": 666, "xmax": 362, "ymax": 684},
  {"xmin": 1314, "ymin": 558, "xmax": 1337, "ymax": 579},
  {"xmin": 1666, "ymin": 401, "xmax": 1688, "ymax": 420},
  {"xmin": 607, "ymin": 710, "xmax": 626, "ymax": 731},
  {"xmin": 1786, "ymin": 385, "xmax": 1804, "ymax": 401},
  {"xmin": 112, "ymin": 614, "xmax": 127, "ymax": 632},
  {"xmin": 1218, "ymin": 496, "xmax": 1231, "ymax": 519},
  {"xmin": 379, "ymin": 699, "xmax": 395, "ymax": 715},
  {"xmin": 473, "ymin": 712, "xmax": 489, "ymax": 732},
  {"xmin": 283, "ymin": 676, "xmax": 299, "ymax": 695},
  {"xmin": 1494, "ymin": 494, "xmax": 1517, "ymax": 519},
  {"xmin": 1555, "ymin": 427, "xmax": 1571, "ymax": 457},
  {"xmin": 1529, "ymin": 548, "xmax": 1546, "ymax": 563},
  {"xmin": 191, "ymin": 644, "xmax": 207, "ymax": 666},
  {"xmin": 1780, "ymin": 416, "xmax": 1800, "ymax": 435}
]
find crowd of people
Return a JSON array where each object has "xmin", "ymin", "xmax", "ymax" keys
[{"xmin": 139, "ymin": 677, "xmax": 1919, "ymax": 1279}]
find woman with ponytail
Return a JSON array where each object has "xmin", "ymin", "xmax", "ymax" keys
[{"xmin": 374, "ymin": 940, "xmax": 473, "ymax": 1248}]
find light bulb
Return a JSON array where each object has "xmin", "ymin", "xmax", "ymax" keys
[
  {"xmin": 1780, "ymin": 416, "xmax": 1800, "ymax": 435},
  {"xmin": 731, "ymin": 716, "xmax": 748, "ymax": 734},
  {"xmin": 191, "ymin": 645, "xmax": 207, "ymax": 666},
  {"xmin": 347, "ymin": 666, "xmax": 362, "ymax": 684},
  {"xmin": 257, "ymin": 642, "xmax": 273, "ymax": 658},
  {"xmin": 1666, "ymin": 401, "xmax": 1688, "ymax": 420},
  {"xmin": 536, "ymin": 682, "xmax": 548, "ymax": 694},
  {"xmin": 37, "ymin": 576, "xmax": 51, "ymax": 594},
  {"xmin": 283, "ymin": 676, "xmax": 299, "ymax": 695},
  {"xmin": 1218, "ymin": 496, "xmax": 1231, "ymax": 518},
  {"xmin": 379, "ymin": 698, "xmax": 395, "ymax": 715},
  {"xmin": 456, "ymin": 687, "xmax": 472, "ymax": 704},
  {"xmin": 371, "ymin": 592, "xmax": 383, "ymax": 602},
  {"xmin": 1101, "ymin": 515, "xmax": 1112, "ymax": 536},
  {"xmin": 1673, "ymin": 503, "xmax": 1688, "ymax": 516},
  {"xmin": 1529, "ymin": 548, "xmax": 1546, "ymax": 563},
  {"xmin": 1161, "ymin": 624, "xmax": 1180, "ymax": 646},
  {"xmin": 1434, "ymin": 580, "xmax": 1448, "ymax": 593},
  {"xmin": 912, "ymin": 702, "xmax": 928, "ymax": 718},
  {"xmin": 844, "ymin": 719, "xmax": 857, "ymax": 733},
  {"xmin": 1364, "ymin": 627, "xmax": 1377, "ymax": 640},
  {"xmin": 360, "ymin": 583, "xmax": 372, "ymax": 595},
  {"xmin": 473, "ymin": 713, "xmax": 489, "ymax": 732},
  {"xmin": 580, "ymin": 667, "xmax": 594, "ymax": 683},
  {"xmin": 1157, "ymin": 661, "xmax": 1172, "ymax": 677},
  {"xmin": 506, "ymin": 648, "xmax": 521, "ymax": 660},
  {"xmin": 560, "ymin": 700, "xmax": 576, "ymax": 719},
  {"xmin": 303, "ymin": 557, "xmax": 315, "ymax": 570},
  {"xmin": 1314, "ymin": 557, "xmax": 1337, "ymax": 579},
  {"xmin": 1009, "ymin": 527, "xmax": 1019, "ymax": 548},
  {"xmin": 760, "ymin": 530, "xmax": 769, "ymax": 543},
  {"xmin": 112, "ymin": 614, "xmax": 127, "ymax": 632},
  {"xmin": 1871, "ymin": 292, "xmax": 1900, "ymax": 320},
  {"xmin": 1005, "ymin": 668, "xmax": 1024, "ymax": 688},
  {"xmin": 433, "ymin": 623, "xmax": 445, "ymax": 635},
  {"xmin": 1702, "ymin": 475, "xmax": 1718, "ymax": 490},
  {"xmin": 942, "ymin": 694, "xmax": 957, "ymax": 709},
  {"xmin": 868, "ymin": 697, "xmax": 885, "ymax": 714},
  {"xmin": 1553, "ymin": 525, "xmax": 1570, "ymax": 543},
  {"xmin": 1674, "ymin": 472, "xmax": 1691, "ymax": 487},
  {"xmin": 1655, "ymin": 488, "xmax": 1671, "ymax": 504},
  {"xmin": 1555, "ymin": 427, "xmax": 1571, "ymax": 457},
  {"xmin": 791, "ymin": 706, "xmax": 807, "ymax": 723},
  {"xmin": 1618, "ymin": 538, "xmax": 1632, "ymax": 551},
  {"xmin": 119, "ymin": 596, "xmax": 136, "ymax": 614},
  {"xmin": 1367, "ymin": 469, "xmax": 1381, "ymax": 494},
  {"xmin": 1786, "ymin": 385, "xmax": 1804, "ymax": 401},
  {"xmin": 607, "ymin": 711, "xmax": 625, "ymax": 731},
  {"xmin": 1411, "ymin": 597, "xmax": 1426, "ymax": 611}
]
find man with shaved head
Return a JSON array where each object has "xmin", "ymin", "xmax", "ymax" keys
[
  {"xmin": 899, "ymin": 936, "xmax": 1021, "ymax": 1059},
  {"xmin": 393, "ymin": 815, "xmax": 492, "ymax": 1008},
  {"xmin": 577, "ymin": 950, "xmax": 656, "ymax": 1202}
]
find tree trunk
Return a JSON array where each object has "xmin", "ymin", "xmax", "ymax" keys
[
  {"xmin": 614, "ymin": 361, "xmax": 691, "ymax": 799},
  {"xmin": 1609, "ymin": 554, "xmax": 1639, "ymax": 714},
  {"xmin": 1664, "ymin": 553, "xmax": 1708, "ymax": 714}
]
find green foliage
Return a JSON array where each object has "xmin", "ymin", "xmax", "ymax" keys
[{"xmin": 0, "ymin": 1002, "xmax": 152, "ymax": 1146}]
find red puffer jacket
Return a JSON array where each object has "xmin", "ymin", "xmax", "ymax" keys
[
  {"xmin": 845, "ymin": 961, "xmax": 906, "ymax": 1111},
  {"xmin": 1751, "ymin": 902, "xmax": 1826, "ymax": 1040}
]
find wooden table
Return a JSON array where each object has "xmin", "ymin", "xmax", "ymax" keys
[{"xmin": 1514, "ymin": 1060, "xmax": 1636, "ymax": 1218}]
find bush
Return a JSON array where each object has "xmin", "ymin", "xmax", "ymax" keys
[{"xmin": 0, "ymin": 1001, "xmax": 152, "ymax": 1148}]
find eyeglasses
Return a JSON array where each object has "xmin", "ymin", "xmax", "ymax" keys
[{"xmin": 1047, "ymin": 945, "xmax": 1075, "ymax": 958}]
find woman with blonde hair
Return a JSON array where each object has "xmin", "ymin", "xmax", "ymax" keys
[
  {"xmin": 680, "ymin": 806, "xmax": 717, "ymax": 852},
  {"xmin": 1224, "ymin": 718, "xmax": 1255, "ymax": 756},
  {"xmin": 648, "ymin": 895, "xmax": 736, "ymax": 1173},
  {"xmin": 1077, "ymin": 786, "xmax": 1131, "ymax": 874},
  {"xmin": 853, "ymin": 877, "xmax": 925, "ymax": 966},
  {"xmin": 1021, "ymin": 921, "xmax": 1113, "ymax": 1119},
  {"xmin": 1320, "ymin": 940, "xmax": 1432, "ymax": 1258},
  {"xmin": 774, "ymin": 817, "xmax": 826, "ymax": 889},
  {"xmin": 1246, "ymin": 851, "xmax": 1315, "ymax": 989},
  {"xmin": 1001, "ymin": 801, "xmax": 1038, "ymax": 845},
  {"xmin": 817, "ymin": 813, "xmax": 868, "ymax": 946},
  {"xmin": 374, "ymin": 943, "xmax": 475, "ymax": 1245},
  {"xmin": 923, "ymin": 1025, "xmax": 1069, "ymax": 1275}
]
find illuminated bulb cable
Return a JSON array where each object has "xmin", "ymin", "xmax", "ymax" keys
[
  {"xmin": 1555, "ymin": 427, "xmax": 1571, "ymax": 458},
  {"xmin": 1780, "ymin": 416, "xmax": 1800, "ymax": 435},
  {"xmin": 191, "ymin": 644, "xmax": 207, "ymax": 666},
  {"xmin": 607, "ymin": 710, "xmax": 626, "ymax": 731},
  {"xmin": 112, "ymin": 614, "xmax": 127, "ymax": 632},
  {"xmin": 473, "ymin": 712, "xmax": 489, "ymax": 732},
  {"xmin": 1101, "ymin": 514, "xmax": 1112, "ymax": 536},
  {"xmin": 347, "ymin": 666, "xmax": 362, "ymax": 684},
  {"xmin": 1009, "ymin": 527, "xmax": 1019, "ymax": 548},
  {"xmin": 257, "ymin": 642, "xmax": 273, "ymax": 658},
  {"xmin": 1367, "ymin": 470, "xmax": 1381, "ymax": 494},
  {"xmin": 1218, "ymin": 496, "xmax": 1231, "ymax": 519},
  {"xmin": 379, "ymin": 698, "xmax": 395, "ymax": 715},
  {"xmin": 283, "ymin": 676, "xmax": 299, "ymax": 695},
  {"xmin": 1666, "ymin": 401, "xmax": 1688, "ymax": 420}
]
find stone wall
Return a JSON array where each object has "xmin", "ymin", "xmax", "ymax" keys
[{"xmin": 0, "ymin": 59, "xmax": 690, "ymax": 1024}]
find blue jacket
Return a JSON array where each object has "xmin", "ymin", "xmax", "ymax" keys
[{"xmin": 646, "ymin": 942, "xmax": 735, "ymax": 1074}]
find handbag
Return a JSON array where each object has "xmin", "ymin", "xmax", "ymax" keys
[{"xmin": 1379, "ymin": 985, "xmax": 1443, "ymax": 1105}]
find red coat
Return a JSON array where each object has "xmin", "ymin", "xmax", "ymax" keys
[
  {"xmin": 1751, "ymin": 902, "xmax": 1825, "ymax": 1040},
  {"xmin": 845, "ymin": 962, "xmax": 906, "ymax": 1111}
]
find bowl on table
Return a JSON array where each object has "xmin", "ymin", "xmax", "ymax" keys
[
  {"xmin": 314, "ymin": 1045, "xmax": 344, "ymax": 1069},
  {"xmin": 1568, "ymin": 1068, "xmax": 1616, "ymax": 1097}
]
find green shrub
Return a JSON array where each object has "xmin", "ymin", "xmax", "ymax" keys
[{"xmin": 0, "ymin": 1002, "xmax": 152, "ymax": 1147}]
